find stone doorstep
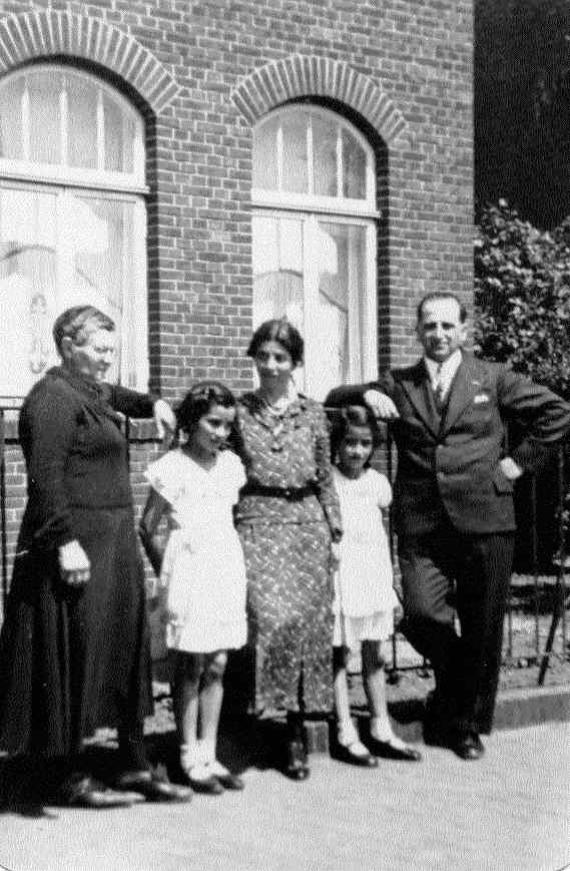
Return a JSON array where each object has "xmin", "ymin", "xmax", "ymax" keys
[{"xmin": 304, "ymin": 684, "xmax": 570, "ymax": 755}]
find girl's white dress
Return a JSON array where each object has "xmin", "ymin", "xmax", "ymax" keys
[
  {"xmin": 332, "ymin": 466, "xmax": 399, "ymax": 649},
  {"xmin": 145, "ymin": 448, "xmax": 248, "ymax": 653}
]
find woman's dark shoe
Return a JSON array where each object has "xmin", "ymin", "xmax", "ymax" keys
[
  {"xmin": 452, "ymin": 731, "xmax": 485, "ymax": 761},
  {"xmin": 115, "ymin": 769, "xmax": 193, "ymax": 802},
  {"xmin": 179, "ymin": 764, "xmax": 224, "ymax": 795},
  {"xmin": 285, "ymin": 739, "xmax": 310, "ymax": 781},
  {"xmin": 333, "ymin": 740, "xmax": 378, "ymax": 768},
  {"xmin": 368, "ymin": 736, "xmax": 423, "ymax": 762},
  {"xmin": 208, "ymin": 760, "xmax": 245, "ymax": 791},
  {"xmin": 59, "ymin": 773, "xmax": 143, "ymax": 808}
]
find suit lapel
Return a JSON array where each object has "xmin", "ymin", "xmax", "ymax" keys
[
  {"xmin": 398, "ymin": 360, "xmax": 441, "ymax": 440},
  {"xmin": 440, "ymin": 354, "xmax": 481, "ymax": 433}
]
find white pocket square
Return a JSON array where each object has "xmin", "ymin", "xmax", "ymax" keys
[{"xmin": 474, "ymin": 393, "xmax": 490, "ymax": 404}]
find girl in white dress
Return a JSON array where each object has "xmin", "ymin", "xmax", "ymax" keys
[
  {"xmin": 140, "ymin": 382, "xmax": 247, "ymax": 794},
  {"xmin": 330, "ymin": 405, "xmax": 421, "ymax": 766}
]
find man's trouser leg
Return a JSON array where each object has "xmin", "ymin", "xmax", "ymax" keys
[{"xmin": 454, "ymin": 531, "xmax": 515, "ymax": 734}]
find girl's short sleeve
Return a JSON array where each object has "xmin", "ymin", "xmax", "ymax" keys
[
  {"xmin": 145, "ymin": 451, "xmax": 184, "ymax": 506},
  {"xmin": 222, "ymin": 449, "xmax": 247, "ymax": 495},
  {"xmin": 371, "ymin": 469, "xmax": 392, "ymax": 509}
]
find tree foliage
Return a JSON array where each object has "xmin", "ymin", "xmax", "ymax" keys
[{"xmin": 474, "ymin": 200, "xmax": 570, "ymax": 398}]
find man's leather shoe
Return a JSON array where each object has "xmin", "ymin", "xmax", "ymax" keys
[
  {"xmin": 115, "ymin": 770, "xmax": 193, "ymax": 802},
  {"xmin": 367, "ymin": 736, "xmax": 422, "ymax": 762},
  {"xmin": 285, "ymin": 739, "xmax": 310, "ymax": 781},
  {"xmin": 453, "ymin": 731, "xmax": 485, "ymax": 761},
  {"xmin": 59, "ymin": 774, "xmax": 143, "ymax": 808}
]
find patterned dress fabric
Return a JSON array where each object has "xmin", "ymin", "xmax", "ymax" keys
[
  {"xmin": 235, "ymin": 392, "xmax": 342, "ymax": 715},
  {"xmin": 332, "ymin": 467, "xmax": 399, "ymax": 650},
  {"xmin": 145, "ymin": 448, "xmax": 247, "ymax": 653}
]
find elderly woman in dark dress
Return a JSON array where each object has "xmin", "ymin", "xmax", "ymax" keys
[
  {"xmin": 235, "ymin": 319, "xmax": 342, "ymax": 780},
  {"xmin": 0, "ymin": 305, "xmax": 191, "ymax": 807}
]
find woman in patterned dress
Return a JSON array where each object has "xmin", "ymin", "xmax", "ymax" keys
[{"xmin": 234, "ymin": 319, "xmax": 342, "ymax": 780}]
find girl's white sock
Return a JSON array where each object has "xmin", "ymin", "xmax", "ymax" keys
[
  {"xmin": 180, "ymin": 742, "xmax": 200, "ymax": 771},
  {"xmin": 369, "ymin": 717, "xmax": 395, "ymax": 743},
  {"xmin": 200, "ymin": 737, "xmax": 216, "ymax": 765},
  {"xmin": 337, "ymin": 719, "xmax": 359, "ymax": 747}
]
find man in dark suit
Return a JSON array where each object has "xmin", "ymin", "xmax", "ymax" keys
[{"xmin": 326, "ymin": 292, "xmax": 570, "ymax": 759}]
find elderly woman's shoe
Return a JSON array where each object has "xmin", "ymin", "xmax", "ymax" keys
[
  {"xmin": 285, "ymin": 740, "xmax": 310, "ymax": 781},
  {"xmin": 59, "ymin": 773, "xmax": 143, "ymax": 808}
]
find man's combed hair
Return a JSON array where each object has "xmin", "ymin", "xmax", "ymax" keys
[{"xmin": 416, "ymin": 292, "xmax": 467, "ymax": 324}]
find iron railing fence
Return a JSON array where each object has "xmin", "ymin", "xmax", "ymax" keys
[{"xmin": 0, "ymin": 404, "xmax": 568, "ymax": 685}]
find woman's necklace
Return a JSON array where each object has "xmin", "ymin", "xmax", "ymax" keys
[{"xmin": 260, "ymin": 394, "xmax": 289, "ymax": 416}]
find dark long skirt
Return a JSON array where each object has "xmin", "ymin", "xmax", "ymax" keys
[{"xmin": 0, "ymin": 507, "xmax": 153, "ymax": 757}]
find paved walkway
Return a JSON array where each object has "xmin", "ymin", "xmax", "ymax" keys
[{"xmin": 0, "ymin": 721, "xmax": 568, "ymax": 871}]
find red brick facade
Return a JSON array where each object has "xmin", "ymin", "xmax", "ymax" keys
[{"xmin": 0, "ymin": 0, "xmax": 474, "ymax": 607}]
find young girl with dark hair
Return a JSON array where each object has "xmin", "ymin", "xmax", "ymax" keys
[
  {"xmin": 140, "ymin": 381, "xmax": 247, "ymax": 794},
  {"xmin": 329, "ymin": 405, "xmax": 422, "ymax": 765}
]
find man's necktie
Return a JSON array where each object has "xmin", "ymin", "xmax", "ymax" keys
[{"xmin": 434, "ymin": 365, "xmax": 446, "ymax": 413}]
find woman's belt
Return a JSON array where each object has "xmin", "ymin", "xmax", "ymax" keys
[{"xmin": 240, "ymin": 484, "xmax": 315, "ymax": 500}]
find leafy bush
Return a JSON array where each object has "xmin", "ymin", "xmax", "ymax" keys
[
  {"xmin": 474, "ymin": 200, "xmax": 570, "ymax": 398},
  {"xmin": 474, "ymin": 201, "xmax": 570, "ymax": 570}
]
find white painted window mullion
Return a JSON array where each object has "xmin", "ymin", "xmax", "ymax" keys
[
  {"xmin": 276, "ymin": 121, "xmax": 283, "ymax": 192},
  {"xmin": 22, "ymin": 79, "xmax": 30, "ymax": 162},
  {"xmin": 60, "ymin": 76, "xmax": 68, "ymax": 166},
  {"xmin": 336, "ymin": 124, "xmax": 343, "ymax": 199},
  {"xmin": 307, "ymin": 116, "xmax": 313, "ymax": 196},
  {"xmin": 97, "ymin": 87, "xmax": 105, "ymax": 172}
]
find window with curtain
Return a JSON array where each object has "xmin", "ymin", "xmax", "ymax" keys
[
  {"xmin": 0, "ymin": 66, "xmax": 148, "ymax": 398},
  {"xmin": 252, "ymin": 105, "xmax": 379, "ymax": 400}
]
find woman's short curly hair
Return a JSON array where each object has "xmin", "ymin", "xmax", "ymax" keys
[
  {"xmin": 329, "ymin": 404, "xmax": 381, "ymax": 466},
  {"xmin": 52, "ymin": 305, "xmax": 115, "ymax": 354},
  {"xmin": 247, "ymin": 318, "xmax": 304, "ymax": 367}
]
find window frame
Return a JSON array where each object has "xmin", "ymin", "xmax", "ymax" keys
[
  {"xmin": 0, "ymin": 65, "xmax": 147, "ymax": 194},
  {"xmin": 252, "ymin": 105, "xmax": 380, "ymax": 220},
  {"xmin": 0, "ymin": 65, "xmax": 149, "ymax": 397},
  {"xmin": 252, "ymin": 105, "xmax": 379, "ymax": 397}
]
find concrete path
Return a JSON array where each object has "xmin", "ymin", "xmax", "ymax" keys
[{"xmin": 0, "ymin": 722, "xmax": 568, "ymax": 871}]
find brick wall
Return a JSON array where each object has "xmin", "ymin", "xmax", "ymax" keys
[{"xmin": 0, "ymin": 0, "xmax": 474, "ymax": 612}]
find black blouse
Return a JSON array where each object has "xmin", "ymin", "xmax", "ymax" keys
[{"xmin": 18, "ymin": 366, "xmax": 156, "ymax": 550}]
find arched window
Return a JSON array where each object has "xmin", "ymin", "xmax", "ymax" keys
[
  {"xmin": 0, "ymin": 65, "xmax": 148, "ymax": 397},
  {"xmin": 252, "ymin": 105, "xmax": 379, "ymax": 400}
]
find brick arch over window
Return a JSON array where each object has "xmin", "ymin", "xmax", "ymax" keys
[
  {"xmin": 0, "ymin": 10, "xmax": 180, "ymax": 113},
  {"xmin": 231, "ymin": 55, "xmax": 406, "ymax": 143}
]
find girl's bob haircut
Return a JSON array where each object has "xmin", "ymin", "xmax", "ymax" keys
[
  {"xmin": 175, "ymin": 381, "xmax": 237, "ymax": 437},
  {"xmin": 329, "ymin": 404, "xmax": 382, "ymax": 467},
  {"xmin": 247, "ymin": 318, "xmax": 304, "ymax": 367}
]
